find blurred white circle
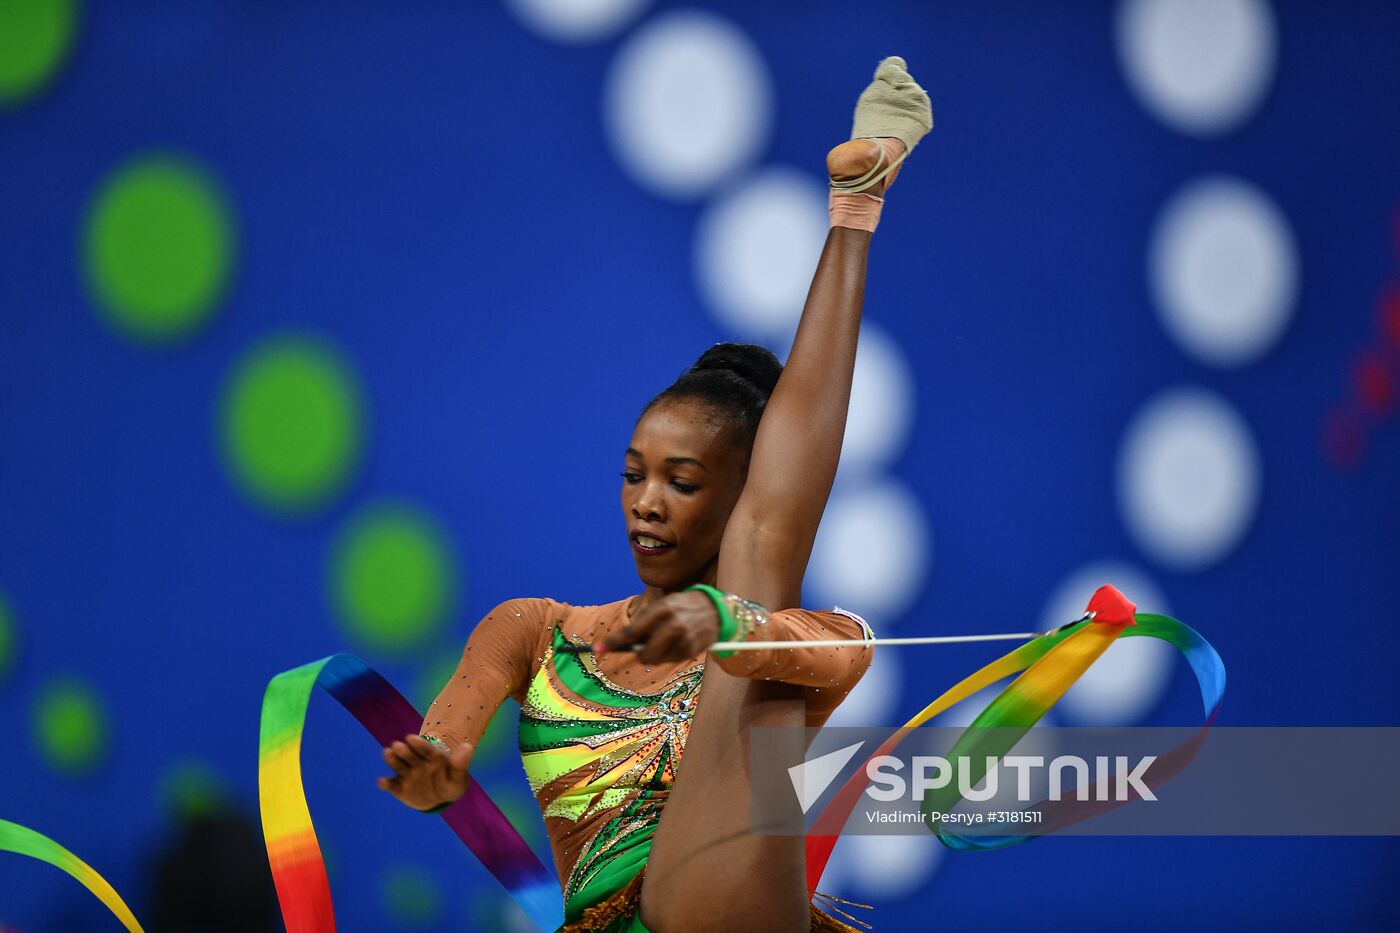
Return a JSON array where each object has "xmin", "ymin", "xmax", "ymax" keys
[
  {"xmin": 827, "ymin": 833, "xmax": 945, "ymax": 900},
  {"xmin": 1117, "ymin": 387, "xmax": 1260, "ymax": 570},
  {"xmin": 809, "ymin": 480, "xmax": 932, "ymax": 621},
  {"xmin": 1150, "ymin": 176, "xmax": 1298, "ymax": 367},
  {"xmin": 1039, "ymin": 561, "xmax": 1177, "ymax": 725},
  {"xmin": 840, "ymin": 325, "xmax": 916, "ymax": 476},
  {"xmin": 1116, "ymin": 0, "xmax": 1277, "ymax": 135},
  {"xmin": 695, "ymin": 167, "xmax": 828, "ymax": 339},
  {"xmin": 504, "ymin": 0, "xmax": 652, "ymax": 43},
  {"xmin": 823, "ymin": 643, "xmax": 902, "ymax": 728},
  {"xmin": 603, "ymin": 10, "xmax": 772, "ymax": 198}
]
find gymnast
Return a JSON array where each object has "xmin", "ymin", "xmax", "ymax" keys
[{"xmin": 376, "ymin": 57, "xmax": 933, "ymax": 932}]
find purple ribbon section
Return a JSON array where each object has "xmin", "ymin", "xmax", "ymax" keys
[{"xmin": 317, "ymin": 654, "xmax": 563, "ymax": 931}]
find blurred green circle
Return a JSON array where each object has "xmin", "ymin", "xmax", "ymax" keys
[
  {"xmin": 83, "ymin": 154, "xmax": 235, "ymax": 344},
  {"xmin": 0, "ymin": 590, "xmax": 15, "ymax": 682},
  {"xmin": 159, "ymin": 759, "xmax": 228, "ymax": 823},
  {"xmin": 32, "ymin": 676, "xmax": 108, "ymax": 775},
  {"xmin": 496, "ymin": 792, "xmax": 544, "ymax": 848},
  {"xmin": 331, "ymin": 505, "xmax": 456, "ymax": 655},
  {"xmin": 221, "ymin": 335, "xmax": 364, "ymax": 515},
  {"xmin": 0, "ymin": 0, "xmax": 78, "ymax": 106},
  {"xmin": 380, "ymin": 865, "xmax": 441, "ymax": 926}
]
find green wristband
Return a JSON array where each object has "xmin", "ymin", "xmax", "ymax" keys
[{"xmin": 686, "ymin": 584, "xmax": 760, "ymax": 659}]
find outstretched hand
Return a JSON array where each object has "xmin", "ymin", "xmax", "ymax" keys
[
  {"xmin": 597, "ymin": 590, "xmax": 720, "ymax": 664},
  {"xmin": 377, "ymin": 734, "xmax": 473, "ymax": 812}
]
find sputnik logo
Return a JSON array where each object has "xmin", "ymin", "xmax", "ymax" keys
[{"xmin": 788, "ymin": 741, "xmax": 865, "ymax": 813}]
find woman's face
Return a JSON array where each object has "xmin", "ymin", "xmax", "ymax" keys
[{"xmin": 621, "ymin": 398, "xmax": 748, "ymax": 591}]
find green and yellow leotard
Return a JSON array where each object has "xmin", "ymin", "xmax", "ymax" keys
[{"xmin": 421, "ymin": 596, "xmax": 873, "ymax": 931}]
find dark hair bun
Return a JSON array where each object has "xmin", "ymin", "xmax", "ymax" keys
[
  {"xmin": 641, "ymin": 342, "xmax": 784, "ymax": 453},
  {"xmin": 689, "ymin": 343, "xmax": 782, "ymax": 397}
]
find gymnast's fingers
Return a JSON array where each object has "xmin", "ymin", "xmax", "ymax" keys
[
  {"xmin": 391, "ymin": 740, "xmax": 425, "ymax": 769},
  {"xmin": 446, "ymin": 742, "xmax": 474, "ymax": 780},
  {"xmin": 377, "ymin": 775, "xmax": 402, "ymax": 793},
  {"xmin": 383, "ymin": 743, "xmax": 414, "ymax": 775},
  {"xmin": 600, "ymin": 601, "xmax": 671, "ymax": 652},
  {"xmin": 404, "ymin": 734, "xmax": 439, "ymax": 761},
  {"xmin": 637, "ymin": 623, "xmax": 688, "ymax": 665}
]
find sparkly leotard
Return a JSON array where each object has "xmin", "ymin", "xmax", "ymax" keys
[{"xmin": 421, "ymin": 596, "xmax": 873, "ymax": 930}]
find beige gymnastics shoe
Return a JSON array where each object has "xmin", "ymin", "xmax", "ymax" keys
[{"xmin": 828, "ymin": 56, "xmax": 934, "ymax": 195}]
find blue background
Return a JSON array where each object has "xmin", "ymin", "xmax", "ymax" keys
[{"xmin": 2, "ymin": 0, "xmax": 1398, "ymax": 929}]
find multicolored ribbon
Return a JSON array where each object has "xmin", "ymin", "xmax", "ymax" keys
[
  {"xmin": 0, "ymin": 818, "xmax": 144, "ymax": 932},
  {"xmin": 258, "ymin": 653, "xmax": 563, "ymax": 932},
  {"xmin": 806, "ymin": 585, "xmax": 1225, "ymax": 889}
]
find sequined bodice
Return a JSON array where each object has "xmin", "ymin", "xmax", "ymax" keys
[{"xmin": 518, "ymin": 625, "xmax": 704, "ymax": 824}]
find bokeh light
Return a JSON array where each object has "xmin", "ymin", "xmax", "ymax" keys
[
  {"xmin": 158, "ymin": 759, "xmax": 229, "ymax": 823},
  {"xmin": 695, "ymin": 167, "xmax": 828, "ymax": 340},
  {"xmin": 82, "ymin": 154, "xmax": 236, "ymax": 345},
  {"xmin": 0, "ymin": 0, "xmax": 78, "ymax": 107},
  {"xmin": 1117, "ymin": 387, "xmax": 1260, "ymax": 570},
  {"xmin": 380, "ymin": 864, "xmax": 442, "ymax": 927},
  {"xmin": 820, "ymin": 832, "xmax": 944, "ymax": 902},
  {"xmin": 31, "ymin": 676, "xmax": 109, "ymax": 776},
  {"xmin": 504, "ymin": 0, "xmax": 651, "ymax": 43},
  {"xmin": 1149, "ymin": 175, "xmax": 1298, "ymax": 367},
  {"xmin": 808, "ymin": 479, "xmax": 932, "ymax": 620},
  {"xmin": 838, "ymin": 325, "xmax": 917, "ymax": 477},
  {"xmin": 220, "ymin": 334, "xmax": 365, "ymax": 515},
  {"xmin": 330, "ymin": 504, "xmax": 457, "ymax": 655},
  {"xmin": 1116, "ymin": 0, "xmax": 1277, "ymax": 136},
  {"xmin": 495, "ymin": 792, "xmax": 546, "ymax": 848},
  {"xmin": 0, "ymin": 589, "xmax": 15, "ymax": 683},
  {"xmin": 604, "ymin": 9, "xmax": 772, "ymax": 199}
]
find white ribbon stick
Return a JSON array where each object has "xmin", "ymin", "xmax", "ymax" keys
[{"xmin": 710, "ymin": 631, "xmax": 1040, "ymax": 652}]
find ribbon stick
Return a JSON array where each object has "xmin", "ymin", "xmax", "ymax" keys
[
  {"xmin": 0, "ymin": 818, "xmax": 144, "ymax": 932},
  {"xmin": 557, "ymin": 631, "xmax": 1041, "ymax": 655},
  {"xmin": 713, "ymin": 632, "xmax": 1039, "ymax": 651},
  {"xmin": 806, "ymin": 585, "xmax": 1226, "ymax": 890},
  {"xmin": 258, "ymin": 654, "xmax": 563, "ymax": 932}
]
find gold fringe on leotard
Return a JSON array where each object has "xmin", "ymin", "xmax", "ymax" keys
[
  {"xmin": 557, "ymin": 869, "xmax": 876, "ymax": 932},
  {"xmin": 810, "ymin": 890, "xmax": 875, "ymax": 931},
  {"xmin": 557, "ymin": 870, "xmax": 647, "ymax": 932}
]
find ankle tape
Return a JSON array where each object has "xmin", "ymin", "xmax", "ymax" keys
[
  {"xmin": 829, "ymin": 137, "xmax": 905, "ymax": 232},
  {"xmin": 829, "ymin": 191, "xmax": 884, "ymax": 232}
]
